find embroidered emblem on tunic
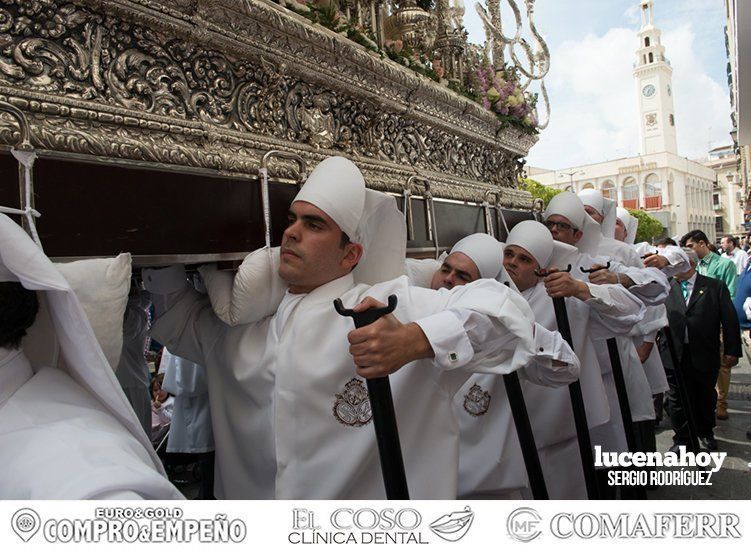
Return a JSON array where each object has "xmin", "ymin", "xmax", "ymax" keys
[
  {"xmin": 463, "ymin": 384, "xmax": 491, "ymax": 417},
  {"xmin": 333, "ymin": 378, "xmax": 373, "ymax": 427}
]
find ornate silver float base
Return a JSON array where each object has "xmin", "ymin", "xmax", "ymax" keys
[{"xmin": 0, "ymin": 0, "xmax": 535, "ymax": 208}]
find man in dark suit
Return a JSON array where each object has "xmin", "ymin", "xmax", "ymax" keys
[{"xmin": 658, "ymin": 249, "xmax": 741, "ymax": 451}]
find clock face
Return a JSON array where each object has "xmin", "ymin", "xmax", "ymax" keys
[{"xmin": 643, "ymin": 84, "xmax": 656, "ymax": 97}]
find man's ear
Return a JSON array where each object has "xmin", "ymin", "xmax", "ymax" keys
[
  {"xmin": 342, "ymin": 242, "xmax": 364, "ymax": 271},
  {"xmin": 572, "ymin": 229, "xmax": 583, "ymax": 244}
]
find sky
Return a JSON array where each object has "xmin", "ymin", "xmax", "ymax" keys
[{"xmin": 462, "ymin": 0, "xmax": 733, "ymax": 171}]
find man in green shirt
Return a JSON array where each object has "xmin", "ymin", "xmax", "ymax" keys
[{"xmin": 681, "ymin": 230, "xmax": 739, "ymax": 419}]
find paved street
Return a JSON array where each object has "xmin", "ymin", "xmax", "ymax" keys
[{"xmin": 651, "ymin": 355, "xmax": 751, "ymax": 499}]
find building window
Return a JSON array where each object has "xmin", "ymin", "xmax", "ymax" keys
[
  {"xmin": 649, "ymin": 52, "xmax": 654, "ymax": 63},
  {"xmin": 645, "ymin": 37, "xmax": 650, "ymax": 47},
  {"xmin": 713, "ymin": 194, "xmax": 720, "ymax": 206},
  {"xmin": 601, "ymin": 181, "xmax": 616, "ymax": 200},
  {"xmin": 622, "ymin": 178, "xmax": 639, "ymax": 209},
  {"xmin": 644, "ymin": 174, "xmax": 662, "ymax": 209},
  {"xmin": 669, "ymin": 114, "xmax": 675, "ymax": 126},
  {"xmin": 715, "ymin": 217, "xmax": 724, "ymax": 233}
]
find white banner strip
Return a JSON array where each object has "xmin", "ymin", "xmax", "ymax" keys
[{"xmin": 1, "ymin": 500, "xmax": 747, "ymax": 549}]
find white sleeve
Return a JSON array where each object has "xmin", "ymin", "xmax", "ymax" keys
[
  {"xmin": 143, "ymin": 266, "xmax": 224, "ymax": 367},
  {"xmin": 744, "ymin": 297, "xmax": 751, "ymax": 321},
  {"xmin": 610, "ymin": 263, "xmax": 670, "ymax": 306},
  {"xmin": 584, "ymin": 283, "xmax": 646, "ymax": 339},
  {"xmin": 518, "ymin": 323, "xmax": 580, "ymax": 387},
  {"xmin": 404, "ymin": 278, "xmax": 536, "ymax": 375},
  {"xmin": 629, "ymin": 304, "xmax": 668, "ymax": 338},
  {"xmin": 658, "ymin": 246, "xmax": 690, "ymax": 278}
]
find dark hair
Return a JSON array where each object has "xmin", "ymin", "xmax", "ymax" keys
[
  {"xmin": 339, "ymin": 231, "xmax": 351, "ymax": 249},
  {"xmin": 680, "ymin": 229, "xmax": 709, "ymax": 247},
  {"xmin": 656, "ymin": 237, "xmax": 677, "ymax": 247},
  {"xmin": 0, "ymin": 282, "xmax": 39, "ymax": 349},
  {"xmin": 723, "ymin": 235, "xmax": 739, "ymax": 248}
]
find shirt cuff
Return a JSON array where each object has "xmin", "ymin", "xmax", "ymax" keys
[
  {"xmin": 533, "ymin": 322, "xmax": 559, "ymax": 360},
  {"xmin": 414, "ymin": 310, "xmax": 474, "ymax": 370},
  {"xmin": 584, "ymin": 282, "xmax": 611, "ymax": 305}
]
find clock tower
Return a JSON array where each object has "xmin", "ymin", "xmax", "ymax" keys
[{"xmin": 633, "ymin": 0, "xmax": 677, "ymax": 155}]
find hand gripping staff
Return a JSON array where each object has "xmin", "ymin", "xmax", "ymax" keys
[
  {"xmin": 333, "ymin": 295, "xmax": 409, "ymax": 500},
  {"xmin": 535, "ymin": 265, "xmax": 600, "ymax": 499}
]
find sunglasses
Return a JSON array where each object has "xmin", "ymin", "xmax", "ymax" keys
[{"xmin": 544, "ymin": 220, "xmax": 577, "ymax": 232}]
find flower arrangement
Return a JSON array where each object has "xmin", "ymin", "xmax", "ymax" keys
[
  {"xmin": 465, "ymin": 55, "xmax": 538, "ymax": 132},
  {"xmin": 272, "ymin": 0, "xmax": 539, "ymax": 133}
]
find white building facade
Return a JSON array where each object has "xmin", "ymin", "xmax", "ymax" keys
[
  {"xmin": 530, "ymin": 0, "xmax": 717, "ymax": 242},
  {"xmin": 704, "ymin": 145, "xmax": 746, "ymax": 237},
  {"xmin": 530, "ymin": 154, "xmax": 716, "ymax": 241}
]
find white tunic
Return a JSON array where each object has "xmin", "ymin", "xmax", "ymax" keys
[
  {"xmin": 160, "ymin": 348, "xmax": 214, "ymax": 454},
  {"xmin": 455, "ymin": 321, "xmax": 580, "ymax": 498},
  {"xmin": 150, "ymin": 272, "xmax": 536, "ymax": 499},
  {"xmin": 0, "ymin": 349, "xmax": 182, "ymax": 499},
  {"xmin": 592, "ymin": 244, "xmax": 665, "ymax": 424},
  {"xmin": 519, "ymin": 280, "xmax": 644, "ymax": 495},
  {"xmin": 570, "ymin": 252, "xmax": 649, "ymax": 450}
]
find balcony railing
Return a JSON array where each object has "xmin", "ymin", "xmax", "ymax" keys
[
  {"xmin": 622, "ymin": 198, "xmax": 639, "ymax": 209},
  {"xmin": 644, "ymin": 195, "xmax": 662, "ymax": 210},
  {"xmin": 712, "ymin": 203, "xmax": 723, "ymax": 211}
]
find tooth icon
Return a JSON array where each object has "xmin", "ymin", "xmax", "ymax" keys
[
  {"xmin": 12, "ymin": 509, "xmax": 40, "ymax": 542},
  {"xmin": 429, "ymin": 506, "xmax": 475, "ymax": 542}
]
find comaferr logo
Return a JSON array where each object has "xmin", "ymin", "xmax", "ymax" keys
[
  {"xmin": 507, "ymin": 508, "xmax": 542, "ymax": 542},
  {"xmin": 550, "ymin": 513, "xmax": 742, "ymax": 539}
]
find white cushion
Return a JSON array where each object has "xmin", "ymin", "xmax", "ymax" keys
[
  {"xmin": 199, "ymin": 247, "xmax": 287, "ymax": 326},
  {"xmin": 404, "ymin": 257, "xmax": 442, "ymax": 289},
  {"xmin": 55, "ymin": 253, "xmax": 131, "ymax": 371}
]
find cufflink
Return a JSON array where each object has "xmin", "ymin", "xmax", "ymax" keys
[{"xmin": 449, "ymin": 352, "xmax": 458, "ymax": 362}]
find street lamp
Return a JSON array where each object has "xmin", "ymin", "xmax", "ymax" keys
[{"xmin": 558, "ymin": 170, "xmax": 585, "ymax": 191}]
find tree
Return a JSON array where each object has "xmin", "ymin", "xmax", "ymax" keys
[
  {"xmin": 628, "ymin": 208, "xmax": 664, "ymax": 243},
  {"xmin": 518, "ymin": 177, "xmax": 562, "ymax": 207}
]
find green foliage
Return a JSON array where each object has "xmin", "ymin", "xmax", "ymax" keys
[
  {"xmin": 519, "ymin": 178, "xmax": 561, "ymax": 207},
  {"xmin": 628, "ymin": 209, "xmax": 665, "ymax": 243}
]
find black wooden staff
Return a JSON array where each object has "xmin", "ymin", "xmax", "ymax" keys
[
  {"xmin": 606, "ymin": 337, "xmax": 647, "ymax": 499},
  {"xmin": 500, "ymin": 280, "xmax": 549, "ymax": 499},
  {"xmin": 503, "ymin": 372, "xmax": 549, "ymax": 499},
  {"xmin": 334, "ymin": 294, "xmax": 409, "ymax": 499},
  {"xmin": 661, "ymin": 325, "xmax": 701, "ymax": 453},
  {"xmin": 537, "ymin": 265, "xmax": 600, "ymax": 500}
]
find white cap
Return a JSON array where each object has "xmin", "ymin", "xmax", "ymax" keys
[
  {"xmin": 293, "ymin": 156, "xmax": 366, "ymax": 241},
  {"xmin": 450, "ymin": 233, "xmax": 504, "ymax": 279},
  {"xmin": 616, "ymin": 207, "xmax": 639, "ymax": 245},
  {"xmin": 578, "ymin": 189, "xmax": 616, "ymax": 239},
  {"xmin": 543, "ymin": 192, "xmax": 603, "ymax": 255},
  {"xmin": 293, "ymin": 156, "xmax": 405, "ymax": 285},
  {"xmin": 506, "ymin": 220, "xmax": 580, "ymax": 269}
]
